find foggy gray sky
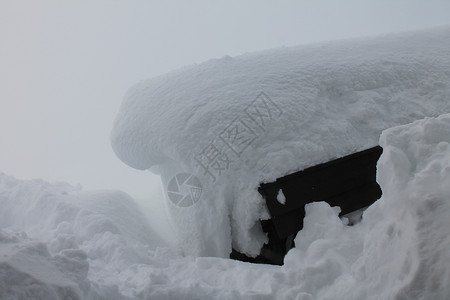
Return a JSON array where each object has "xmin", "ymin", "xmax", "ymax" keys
[{"xmin": 1, "ymin": 0, "xmax": 449, "ymax": 200}]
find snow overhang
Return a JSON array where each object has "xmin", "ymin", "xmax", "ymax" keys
[{"xmin": 111, "ymin": 26, "xmax": 450, "ymax": 177}]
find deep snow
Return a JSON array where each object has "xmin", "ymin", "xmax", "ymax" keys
[
  {"xmin": 1, "ymin": 113, "xmax": 450, "ymax": 299},
  {"xmin": 0, "ymin": 178, "xmax": 166, "ymax": 298},
  {"xmin": 111, "ymin": 26, "xmax": 450, "ymax": 257},
  {"xmin": 1, "ymin": 26, "xmax": 450, "ymax": 299}
]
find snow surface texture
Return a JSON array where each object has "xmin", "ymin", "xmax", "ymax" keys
[
  {"xmin": 0, "ymin": 176, "xmax": 166, "ymax": 299},
  {"xmin": 111, "ymin": 26, "xmax": 450, "ymax": 257},
  {"xmin": 2, "ymin": 113, "xmax": 450, "ymax": 299},
  {"xmin": 277, "ymin": 189, "xmax": 286, "ymax": 205}
]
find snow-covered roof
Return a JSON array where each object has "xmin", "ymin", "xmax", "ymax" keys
[
  {"xmin": 111, "ymin": 26, "xmax": 450, "ymax": 173},
  {"xmin": 111, "ymin": 26, "xmax": 450, "ymax": 257}
]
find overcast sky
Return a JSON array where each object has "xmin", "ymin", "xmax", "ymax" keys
[{"xmin": 1, "ymin": 0, "xmax": 449, "ymax": 200}]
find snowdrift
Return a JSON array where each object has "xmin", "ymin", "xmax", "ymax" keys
[
  {"xmin": 111, "ymin": 26, "xmax": 450, "ymax": 257},
  {"xmin": 2, "ymin": 113, "xmax": 450, "ymax": 299},
  {"xmin": 0, "ymin": 175, "xmax": 165, "ymax": 298}
]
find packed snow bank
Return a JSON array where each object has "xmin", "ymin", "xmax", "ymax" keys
[
  {"xmin": 0, "ymin": 229, "xmax": 99, "ymax": 299},
  {"xmin": 2, "ymin": 113, "xmax": 450, "ymax": 299},
  {"xmin": 283, "ymin": 113, "xmax": 450, "ymax": 299},
  {"xmin": 0, "ymin": 174, "xmax": 166, "ymax": 298},
  {"xmin": 111, "ymin": 26, "xmax": 450, "ymax": 257},
  {"xmin": 142, "ymin": 113, "xmax": 450, "ymax": 299},
  {"xmin": 360, "ymin": 114, "xmax": 450, "ymax": 299},
  {"xmin": 143, "ymin": 109, "xmax": 450, "ymax": 300}
]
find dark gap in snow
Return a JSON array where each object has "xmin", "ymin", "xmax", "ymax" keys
[{"xmin": 232, "ymin": 146, "xmax": 383, "ymax": 265}]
